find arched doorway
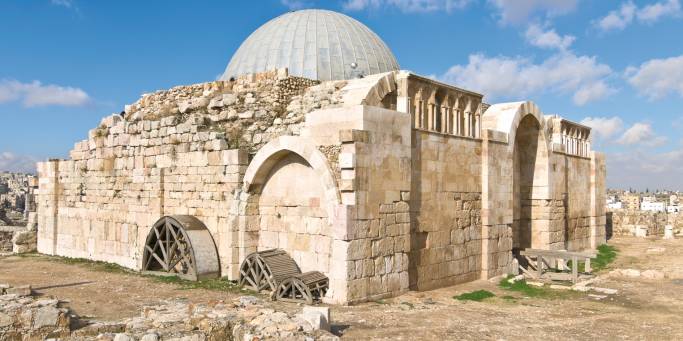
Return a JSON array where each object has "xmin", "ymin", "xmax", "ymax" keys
[
  {"xmin": 512, "ymin": 114, "xmax": 549, "ymax": 252},
  {"xmin": 256, "ymin": 153, "xmax": 332, "ymax": 273},
  {"xmin": 239, "ymin": 136, "xmax": 341, "ymax": 283}
]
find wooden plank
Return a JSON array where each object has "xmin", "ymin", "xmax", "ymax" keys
[
  {"xmin": 536, "ymin": 256, "xmax": 543, "ymax": 279},
  {"xmin": 521, "ymin": 248, "xmax": 596, "ymax": 259}
]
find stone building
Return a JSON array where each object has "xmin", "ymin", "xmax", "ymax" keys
[{"xmin": 35, "ymin": 9, "xmax": 606, "ymax": 304}]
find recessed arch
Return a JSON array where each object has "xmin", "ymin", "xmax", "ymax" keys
[
  {"xmin": 483, "ymin": 101, "xmax": 554, "ymax": 251},
  {"xmin": 242, "ymin": 136, "xmax": 340, "ymax": 213}
]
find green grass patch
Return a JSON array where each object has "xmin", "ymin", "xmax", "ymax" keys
[
  {"xmin": 453, "ymin": 290, "xmax": 496, "ymax": 302},
  {"xmin": 569, "ymin": 244, "xmax": 619, "ymax": 273},
  {"xmin": 592, "ymin": 244, "xmax": 618, "ymax": 272},
  {"xmin": 498, "ymin": 276, "xmax": 580, "ymax": 300},
  {"xmin": 147, "ymin": 275, "xmax": 244, "ymax": 292},
  {"xmin": 499, "ymin": 277, "xmax": 548, "ymax": 297}
]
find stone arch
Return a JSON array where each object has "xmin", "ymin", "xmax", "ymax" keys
[
  {"xmin": 239, "ymin": 136, "xmax": 341, "ymax": 277},
  {"xmin": 483, "ymin": 101, "xmax": 553, "ymax": 250},
  {"xmin": 339, "ymin": 71, "xmax": 397, "ymax": 109},
  {"xmin": 242, "ymin": 136, "xmax": 340, "ymax": 210}
]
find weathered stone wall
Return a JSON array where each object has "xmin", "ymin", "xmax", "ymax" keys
[
  {"xmin": 547, "ymin": 152, "xmax": 595, "ymax": 250},
  {"xmin": 608, "ymin": 209, "xmax": 668, "ymax": 236},
  {"xmin": 34, "ymin": 69, "xmax": 607, "ymax": 304},
  {"xmin": 36, "ymin": 69, "xmax": 331, "ymax": 275},
  {"xmin": 410, "ymin": 131, "xmax": 483, "ymax": 291}
]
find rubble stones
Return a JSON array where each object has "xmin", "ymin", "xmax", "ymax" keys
[
  {"xmin": 641, "ymin": 269, "xmax": 665, "ymax": 280},
  {"xmin": 1, "ymin": 288, "xmax": 338, "ymax": 340},
  {"xmin": 12, "ymin": 230, "xmax": 37, "ymax": 253}
]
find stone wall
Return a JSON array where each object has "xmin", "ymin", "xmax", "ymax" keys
[
  {"xmin": 36, "ymin": 69, "xmax": 333, "ymax": 274},
  {"xmin": 410, "ymin": 131, "xmax": 483, "ymax": 291},
  {"xmin": 608, "ymin": 210, "xmax": 668, "ymax": 236},
  {"xmin": 34, "ymin": 69, "xmax": 607, "ymax": 304}
]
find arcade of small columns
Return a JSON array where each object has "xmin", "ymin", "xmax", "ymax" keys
[
  {"xmin": 408, "ymin": 86, "xmax": 483, "ymax": 138},
  {"xmin": 549, "ymin": 117, "xmax": 592, "ymax": 158}
]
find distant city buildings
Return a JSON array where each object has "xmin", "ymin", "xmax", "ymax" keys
[
  {"xmin": 606, "ymin": 189, "xmax": 682, "ymax": 214},
  {"xmin": 0, "ymin": 172, "xmax": 36, "ymax": 225}
]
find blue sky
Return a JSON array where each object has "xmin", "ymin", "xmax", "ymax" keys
[{"xmin": 1, "ymin": 0, "xmax": 683, "ymax": 190}]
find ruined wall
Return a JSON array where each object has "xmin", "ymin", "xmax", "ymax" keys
[
  {"xmin": 410, "ymin": 131, "xmax": 482, "ymax": 291},
  {"xmin": 35, "ymin": 70, "xmax": 334, "ymax": 275},
  {"xmin": 608, "ymin": 209, "xmax": 668, "ymax": 236}
]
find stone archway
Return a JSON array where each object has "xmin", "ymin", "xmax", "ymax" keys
[
  {"xmin": 239, "ymin": 136, "xmax": 341, "ymax": 277},
  {"xmin": 512, "ymin": 114, "xmax": 550, "ymax": 251}
]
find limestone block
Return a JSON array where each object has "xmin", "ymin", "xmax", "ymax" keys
[
  {"xmin": 302, "ymin": 306, "xmax": 331, "ymax": 332},
  {"xmin": 6, "ymin": 285, "xmax": 32, "ymax": 296}
]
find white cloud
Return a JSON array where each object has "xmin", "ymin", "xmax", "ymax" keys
[
  {"xmin": 626, "ymin": 55, "xmax": 683, "ymax": 99},
  {"xmin": 580, "ymin": 116, "xmax": 624, "ymax": 140},
  {"xmin": 595, "ymin": 1, "xmax": 636, "ymax": 31},
  {"xmin": 0, "ymin": 152, "xmax": 37, "ymax": 174},
  {"xmin": 617, "ymin": 122, "xmax": 667, "ymax": 146},
  {"xmin": 440, "ymin": 51, "xmax": 614, "ymax": 105},
  {"xmin": 342, "ymin": 0, "xmax": 471, "ymax": 13},
  {"xmin": 638, "ymin": 0, "xmax": 681, "ymax": 22},
  {"xmin": 488, "ymin": 0, "xmax": 578, "ymax": 25},
  {"xmin": 595, "ymin": 0, "xmax": 681, "ymax": 32},
  {"xmin": 573, "ymin": 80, "xmax": 615, "ymax": 106},
  {"xmin": 0, "ymin": 79, "xmax": 89, "ymax": 107},
  {"xmin": 524, "ymin": 23, "xmax": 575, "ymax": 50}
]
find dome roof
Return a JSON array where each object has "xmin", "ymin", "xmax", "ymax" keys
[{"xmin": 221, "ymin": 9, "xmax": 400, "ymax": 82}]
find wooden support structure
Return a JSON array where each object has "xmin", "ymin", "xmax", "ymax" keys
[
  {"xmin": 142, "ymin": 215, "xmax": 220, "ymax": 281},
  {"xmin": 519, "ymin": 248, "xmax": 597, "ymax": 284},
  {"xmin": 239, "ymin": 248, "xmax": 330, "ymax": 304},
  {"xmin": 275, "ymin": 271, "xmax": 329, "ymax": 304}
]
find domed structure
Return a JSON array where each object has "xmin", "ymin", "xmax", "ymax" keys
[{"xmin": 221, "ymin": 9, "xmax": 400, "ymax": 82}]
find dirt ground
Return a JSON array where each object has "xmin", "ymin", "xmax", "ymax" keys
[{"xmin": 2, "ymin": 236, "xmax": 683, "ymax": 340}]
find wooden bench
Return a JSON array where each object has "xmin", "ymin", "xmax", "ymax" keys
[
  {"xmin": 519, "ymin": 248, "xmax": 597, "ymax": 283},
  {"xmin": 239, "ymin": 249, "xmax": 329, "ymax": 304}
]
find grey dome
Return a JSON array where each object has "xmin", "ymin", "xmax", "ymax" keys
[{"xmin": 221, "ymin": 9, "xmax": 400, "ymax": 81}]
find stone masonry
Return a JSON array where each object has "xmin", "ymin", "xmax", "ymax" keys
[{"xmin": 35, "ymin": 69, "xmax": 606, "ymax": 304}]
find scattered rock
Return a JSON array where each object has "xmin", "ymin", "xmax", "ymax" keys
[
  {"xmin": 527, "ymin": 281, "xmax": 544, "ymax": 287},
  {"xmin": 5, "ymin": 285, "xmax": 31, "ymax": 296},
  {"xmin": 301, "ymin": 306, "xmax": 331, "ymax": 332},
  {"xmin": 591, "ymin": 287, "xmax": 618, "ymax": 295},
  {"xmin": 641, "ymin": 270, "xmax": 665, "ymax": 280},
  {"xmin": 238, "ymin": 296, "xmax": 259, "ymax": 307},
  {"xmin": 549, "ymin": 285, "xmax": 571, "ymax": 290},
  {"xmin": 507, "ymin": 275, "xmax": 524, "ymax": 284}
]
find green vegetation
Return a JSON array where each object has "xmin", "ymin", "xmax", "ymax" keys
[
  {"xmin": 592, "ymin": 244, "xmax": 618, "ymax": 272},
  {"xmin": 147, "ymin": 275, "xmax": 245, "ymax": 293},
  {"xmin": 498, "ymin": 276, "xmax": 579, "ymax": 300},
  {"xmin": 569, "ymin": 244, "xmax": 619, "ymax": 273},
  {"xmin": 498, "ymin": 277, "xmax": 548, "ymax": 298},
  {"xmin": 453, "ymin": 290, "xmax": 496, "ymax": 302}
]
